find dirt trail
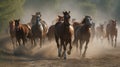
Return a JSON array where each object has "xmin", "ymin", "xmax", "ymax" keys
[{"xmin": 0, "ymin": 34, "xmax": 120, "ymax": 67}]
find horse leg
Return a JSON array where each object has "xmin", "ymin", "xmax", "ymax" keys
[
  {"xmin": 40, "ymin": 36, "xmax": 43, "ymax": 48},
  {"xmin": 17, "ymin": 38, "xmax": 21, "ymax": 46},
  {"xmin": 11, "ymin": 37, "xmax": 15, "ymax": 50},
  {"xmin": 22, "ymin": 38, "xmax": 25, "ymax": 47},
  {"xmin": 62, "ymin": 40, "xmax": 66, "ymax": 59},
  {"xmin": 67, "ymin": 39, "xmax": 72, "ymax": 55},
  {"xmin": 82, "ymin": 40, "xmax": 89, "ymax": 58},
  {"xmin": 114, "ymin": 35, "xmax": 117, "ymax": 48},
  {"xmin": 80, "ymin": 40, "xmax": 84, "ymax": 57},
  {"xmin": 55, "ymin": 35, "xmax": 61, "ymax": 57},
  {"xmin": 110, "ymin": 35, "xmax": 113, "ymax": 47}
]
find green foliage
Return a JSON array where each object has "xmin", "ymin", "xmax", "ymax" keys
[
  {"xmin": 78, "ymin": 1, "xmax": 96, "ymax": 15},
  {"xmin": 0, "ymin": 0, "xmax": 25, "ymax": 32}
]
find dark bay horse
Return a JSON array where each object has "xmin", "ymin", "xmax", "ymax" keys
[
  {"xmin": 31, "ymin": 14, "xmax": 48, "ymax": 47},
  {"xmin": 54, "ymin": 11, "xmax": 74, "ymax": 59},
  {"xmin": 14, "ymin": 19, "xmax": 32, "ymax": 46},
  {"xmin": 47, "ymin": 15, "xmax": 64, "ymax": 42},
  {"xmin": 73, "ymin": 16, "xmax": 92, "ymax": 58},
  {"xmin": 106, "ymin": 20, "xmax": 117, "ymax": 47}
]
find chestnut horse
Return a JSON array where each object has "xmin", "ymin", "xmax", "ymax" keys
[
  {"xmin": 54, "ymin": 11, "xmax": 74, "ymax": 59},
  {"xmin": 9, "ymin": 20, "xmax": 16, "ymax": 49},
  {"xmin": 47, "ymin": 15, "xmax": 64, "ymax": 42},
  {"xmin": 73, "ymin": 16, "xmax": 92, "ymax": 58},
  {"xmin": 14, "ymin": 19, "xmax": 32, "ymax": 46},
  {"xmin": 106, "ymin": 20, "xmax": 117, "ymax": 47},
  {"xmin": 31, "ymin": 14, "xmax": 48, "ymax": 47}
]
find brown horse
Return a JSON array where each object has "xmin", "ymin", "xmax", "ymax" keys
[
  {"xmin": 14, "ymin": 19, "xmax": 32, "ymax": 46},
  {"xmin": 54, "ymin": 11, "xmax": 74, "ymax": 59},
  {"xmin": 9, "ymin": 20, "xmax": 16, "ymax": 49},
  {"xmin": 73, "ymin": 16, "xmax": 92, "ymax": 58},
  {"xmin": 47, "ymin": 15, "xmax": 64, "ymax": 42},
  {"xmin": 96, "ymin": 24, "xmax": 105, "ymax": 41},
  {"xmin": 106, "ymin": 20, "xmax": 117, "ymax": 47},
  {"xmin": 31, "ymin": 13, "xmax": 48, "ymax": 47}
]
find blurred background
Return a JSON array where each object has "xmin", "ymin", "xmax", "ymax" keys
[{"xmin": 0, "ymin": 0, "xmax": 120, "ymax": 33}]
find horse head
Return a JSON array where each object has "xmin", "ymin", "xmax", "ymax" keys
[
  {"xmin": 111, "ymin": 19, "xmax": 117, "ymax": 27},
  {"xmin": 57, "ymin": 15, "xmax": 64, "ymax": 22},
  {"xmin": 14, "ymin": 19, "xmax": 20, "ymax": 31},
  {"xmin": 82, "ymin": 16, "xmax": 92, "ymax": 28},
  {"xmin": 9, "ymin": 20, "xmax": 15, "ymax": 28},
  {"xmin": 63, "ymin": 11, "xmax": 71, "ymax": 26}
]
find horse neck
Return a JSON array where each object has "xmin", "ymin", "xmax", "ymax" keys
[
  {"xmin": 10, "ymin": 24, "xmax": 15, "ymax": 31},
  {"xmin": 63, "ymin": 19, "xmax": 70, "ymax": 26},
  {"xmin": 83, "ymin": 24, "xmax": 90, "ymax": 31}
]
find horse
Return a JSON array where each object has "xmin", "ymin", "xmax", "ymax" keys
[
  {"xmin": 54, "ymin": 11, "xmax": 74, "ymax": 59},
  {"xmin": 9, "ymin": 20, "xmax": 16, "ymax": 49},
  {"xmin": 96, "ymin": 24, "xmax": 105, "ymax": 41},
  {"xmin": 73, "ymin": 16, "xmax": 92, "ymax": 58},
  {"xmin": 31, "ymin": 13, "xmax": 48, "ymax": 47},
  {"xmin": 47, "ymin": 15, "xmax": 64, "ymax": 42},
  {"xmin": 106, "ymin": 20, "xmax": 117, "ymax": 47},
  {"xmin": 14, "ymin": 19, "xmax": 32, "ymax": 46}
]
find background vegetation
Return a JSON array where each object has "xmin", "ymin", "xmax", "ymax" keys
[{"xmin": 0, "ymin": 0, "xmax": 120, "ymax": 33}]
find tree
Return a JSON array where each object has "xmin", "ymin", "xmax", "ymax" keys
[{"xmin": 0, "ymin": 0, "xmax": 25, "ymax": 32}]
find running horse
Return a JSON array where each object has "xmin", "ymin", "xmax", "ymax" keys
[
  {"xmin": 106, "ymin": 20, "xmax": 117, "ymax": 47},
  {"xmin": 96, "ymin": 24, "xmax": 105, "ymax": 41},
  {"xmin": 73, "ymin": 16, "xmax": 92, "ymax": 58},
  {"xmin": 54, "ymin": 11, "xmax": 74, "ymax": 59},
  {"xmin": 9, "ymin": 20, "xmax": 16, "ymax": 49},
  {"xmin": 14, "ymin": 19, "xmax": 32, "ymax": 46},
  {"xmin": 31, "ymin": 12, "xmax": 48, "ymax": 47}
]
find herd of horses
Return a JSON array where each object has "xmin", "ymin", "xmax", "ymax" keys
[{"xmin": 9, "ymin": 11, "xmax": 118, "ymax": 59}]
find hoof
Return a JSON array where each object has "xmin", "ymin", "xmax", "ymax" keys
[
  {"xmin": 64, "ymin": 57, "xmax": 67, "ymax": 60},
  {"xmin": 82, "ymin": 54, "xmax": 85, "ymax": 58},
  {"xmin": 58, "ymin": 53, "xmax": 61, "ymax": 57},
  {"xmin": 67, "ymin": 51, "xmax": 71, "ymax": 55}
]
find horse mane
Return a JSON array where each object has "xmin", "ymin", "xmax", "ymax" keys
[{"xmin": 81, "ymin": 17, "xmax": 86, "ymax": 24}]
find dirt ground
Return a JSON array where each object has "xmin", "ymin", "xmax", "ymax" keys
[{"xmin": 0, "ymin": 34, "xmax": 120, "ymax": 67}]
